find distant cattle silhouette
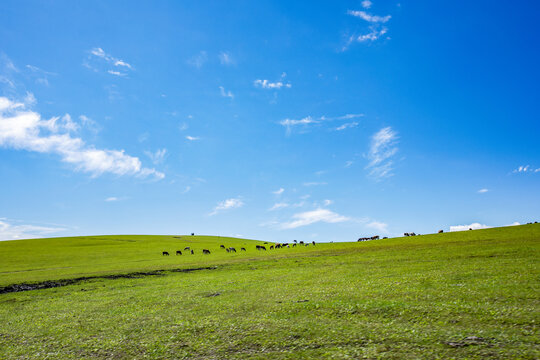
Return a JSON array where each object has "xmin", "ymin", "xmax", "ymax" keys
[
  {"xmin": 469, "ymin": 228, "xmax": 472, "ymax": 230},
  {"xmin": 184, "ymin": 247, "xmax": 191, "ymax": 250},
  {"xmin": 191, "ymin": 233, "xmax": 195, "ymax": 236},
  {"xmin": 220, "ymin": 245, "xmax": 225, "ymax": 249},
  {"xmin": 292, "ymin": 243, "xmax": 296, "ymax": 247},
  {"xmin": 256, "ymin": 245, "xmax": 266, "ymax": 251},
  {"xmin": 299, "ymin": 241, "xmax": 304, "ymax": 244},
  {"xmin": 293, "ymin": 240, "xmax": 297, "ymax": 243},
  {"xmin": 176, "ymin": 250, "xmax": 182, "ymax": 255},
  {"xmin": 190, "ymin": 250, "xmax": 194, "ymax": 254},
  {"xmin": 270, "ymin": 245, "xmax": 274, "ymax": 250},
  {"xmin": 226, "ymin": 248, "xmax": 230, "ymax": 253},
  {"xmin": 241, "ymin": 247, "xmax": 246, "ymax": 251},
  {"xmin": 383, "ymin": 237, "xmax": 388, "ymax": 239},
  {"xmin": 162, "ymin": 251, "xmax": 169, "ymax": 256},
  {"xmin": 438, "ymin": 230, "xmax": 444, "ymax": 233},
  {"xmin": 229, "ymin": 247, "xmax": 237, "ymax": 253},
  {"xmin": 312, "ymin": 241, "xmax": 315, "ymax": 245},
  {"xmin": 203, "ymin": 249, "xmax": 211, "ymax": 254}
]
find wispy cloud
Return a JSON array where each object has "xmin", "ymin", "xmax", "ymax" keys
[
  {"xmin": 366, "ymin": 126, "xmax": 398, "ymax": 180},
  {"xmin": 25, "ymin": 64, "xmax": 57, "ymax": 86},
  {"xmin": 254, "ymin": 72, "xmax": 291, "ymax": 89},
  {"xmin": 219, "ymin": 51, "xmax": 234, "ymax": 65},
  {"xmin": 187, "ymin": 51, "xmax": 208, "ymax": 69},
  {"xmin": 210, "ymin": 198, "xmax": 244, "ymax": 216},
  {"xmin": 279, "ymin": 113, "xmax": 363, "ymax": 135},
  {"xmin": 145, "ymin": 148, "xmax": 167, "ymax": 165},
  {"xmin": 269, "ymin": 202, "xmax": 289, "ymax": 211},
  {"xmin": 303, "ymin": 181, "xmax": 327, "ymax": 186},
  {"xmin": 348, "ymin": 10, "xmax": 391, "ymax": 23},
  {"xmin": 0, "ymin": 96, "xmax": 164, "ymax": 179},
  {"xmin": 280, "ymin": 208, "xmax": 350, "ymax": 229},
  {"xmin": 335, "ymin": 121, "xmax": 359, "ymax": 131},
  {"xmin": 219, "ymin": 86, "xmax": 234, "ymax": 99},
  {"xmin": 272, "ymin": 188, "xmax": 285, "ymax": 195},
  {"xmin": 86, "ymin": 48, "xmax": 133, "ymax": 76},
  {"xmin": 478, "ymin": 188, "xmax": 489, "ymax": 193},
  {"xmin": 513, "ymin": 165, "xmax": 540, "ymax": 173},
  {"xmin": 0, "ymin": 218, "xmax": 66, "ymax": 241},
  {"xmin": 361, "ymin": 0, "xmax": 372, "ymax": 9},
  {"xmin": 185, "ymin": 135, "xmax": 200, "ymax": 141},
  {"xmin": 449, "ymin": 223, "xmax": 490, "ymax": 232},
  {"xmin": 105, "ymin": 197, "xmax": 118, "ymax": 202}
]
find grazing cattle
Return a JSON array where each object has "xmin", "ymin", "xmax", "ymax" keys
[
  {"xmin": 176, "ymin": 250, "xmax": 182, "ymax": 255},
  {"xmin": 299, "ymin": 241, "xmax": 304, "ymax": 245},
  {"xmin": 203, "ymin": 249, "xmax": 211, "ymax": 254},
  {"xmin": 191, "ymin": 233, "xmax": 195, "ymax": 236},
  {"xmin": 270, "ymin": 246, "xmax": 274, "ymax": 250},
  {"xmin": 312, "ymin": 241, "xmax": 315, "ymax": 245},
  {"xmin": 282, "ymin": 243, "xmax": 289, "ymax": 247},
  {"xmin": 241, "ymin": 247, "xmax": 246, "ymax": 251},
  {"xmin": 256, "ymin": 245, "xmax": 266, "ymax": 251},
  {"xmin": 162, "ymin": 251, "xmax": 170, "ymax": 256},
  {"xmin": 293, "ymin": 240, "xmax": 297, "ymax": 243},
  {"xmin": 438, "ymin": 230, "xmax": 444, "ymax": 233},
  {"xmin": 184, "ymin": 247, "xmax": 191, "ymax": 250},
  {"xmin": 292, "ymin": 243, "xmax": 296, "ymax": 247},
  {"xmin": 229, "ymin": 247, "xmax": 237, "ymax": 253},
  {"xmin": 469, "ymin": 228, "xmax": 472, "ymax": 230},
  {"xmin": 226, "ymin": 248, "xmax": 230, "ymax": 253},
  {"xmin": 383, "ymin": 237, "xmax": 388, "ymax": 239},
  {"xmin": 220, "ymin": 245, "xmax": 225, "ymax": 249},
  {"xmin": 190, "ymin": 250, "xmax": 194, "ymax": 254},
  {"xmin": 275, "ymin": 244, "xmax": 281, "ymax": 249}
]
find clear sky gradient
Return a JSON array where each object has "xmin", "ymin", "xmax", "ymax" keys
[{"xmin": 1, "ymin": 0, "xmax": 539, "ymax": 241}]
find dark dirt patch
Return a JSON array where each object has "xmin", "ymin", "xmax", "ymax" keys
[{"xmin": 0, "ymin": 266, "xmax": 217, "ymax": 295}]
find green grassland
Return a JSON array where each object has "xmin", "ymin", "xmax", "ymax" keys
[{"xmin": 0, "ymin": 225, "xmax": 538, "ymax": 359}]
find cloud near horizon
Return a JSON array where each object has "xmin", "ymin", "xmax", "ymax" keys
[
  {"xmin": 0, "ymin": 218, "xmax": 65, "ymax": 241},
  {"xmin": 449, "ymin": 222, "xmax": 490, "ymax": 232},
  {"xmin": 0, "ymin": 96, "xmax": 164, "ymax": 179}
]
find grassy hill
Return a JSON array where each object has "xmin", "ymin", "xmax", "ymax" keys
[{"xmin": 0, "ymin": 225, "xmax": 538, "ymax": 359}]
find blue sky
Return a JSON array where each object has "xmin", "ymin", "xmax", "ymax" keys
[{"xmin": 0, "ymin": 0, "xmax": 539, "ymax": 241}]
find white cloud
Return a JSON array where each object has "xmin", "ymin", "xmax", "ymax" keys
[
  {"xmin": 219, "ymin": 51, "xmax": 234, "ymax": 65},
  {"xmin": 347, "ymin": 10, "xmax": 391, "ymax": 23},
  {"xmin": 366, "ymin": 220, "xmax": 388, "ymax": 233},
  {"xmin": 88, "ymin": 48, "xmax": 133, "ymax": 74},
  {"xmin": 145, "ymin": 148, "xmax": 167, "ymax": 165},
  {"xmin": 279, "ymin": 116, "xmax": 319, "ymax": 135},
  {"xmin": 107, "ymin": 70, "xmax": 126, "ymax": 77},
  {"xmin": 366, "ymin": 126, "xmax": 398, "ymax": 180},
  {"xmin": 356, "ymin": 27, "xmax": 388, "ymax": 42},
  {"xmin": 449, "ymin": 223, "xmax": 490, "ymax": 232},
  {"xmin": 335, "ymin": 121, "xmax": 359, "ymax": 131},
  {"xmin": 187, "ymin": 51, "xmax": 208, "ymax": 69},
  {"xmin": 361, "ymin": 0, "xmax": 372, "ymax": 9},
  {"xmin": 0, "ymin": 219, "xmax": 65, "ymax": 241},
  {"xmin": 210, "ymin": 198, "xmax": 244, "ymax": 215},
  {"xmin": 254, "ymin": 79, "xmax": 292, "ymax": 89},
  {"xmin": 513, "ymin": 165, "xmax": 540, "ymax": 173},
  {"xmin": 280, "ymin": 208, "xmax": 350, "ymax": 229},
  {"xmin": 269, "ymin": 202, "xmax": 289, "ymax": 211},
  {"xmin": 272, "ymin": 188, "xmax": 285, "ymax": 195},
  {"xmin": 219, "ymin": 86, "xmax": 234, "ymax": 99},
  {"xmin": 279, "ymin": 114, "xmax": 363, "ymax": 135},
  {"xmin": 105, "ymin": 197, "xmax": 118, "ymax": 202},
  {"xmin": 79, "ymin": 115, "xmax": 100, "ymax": 133},
  {"xmin": 507, "ymin": 222, "xmax": 520, "ymax": 226},
  {"xmin": 303, "ymin": 182, "xmax": 327, "ymax": 186},
  {"xmin": 323, "ymin": 199, "xmax": 333, "ymax": 206},
  {"xmin": 478, "ymin": 188, "xmax": 489, "ymax": 193},
  {"xmin": 0, "ymin": 96, "xmax": 164, "ymax": 180},
  {"xmin": 185, "ymin": 135, "xmax": 200, "ymax": 141}
]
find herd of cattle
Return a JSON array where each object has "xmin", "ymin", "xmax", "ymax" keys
[{"xmin": 162, "ymin": 240, "xmax": 317, "ymax": 256}]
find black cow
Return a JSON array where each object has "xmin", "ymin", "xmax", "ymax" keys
[
  {"xmin": 190, "ymin": 250, "xmax": 194, "ymax": 254},
  {"xmin": 191, "ymin": 233, "xmax": 195, "ymax": 236},
  {"xmin": 229, "ymin": 247, "xmax": 236, "ymax": 253},
  {"xmin": 203, "ymin": 249, "xmax": 211, "ymax": 254},
  {"xmin": 256, "ymin": 245, "xmax": 266, "ymax": 251},
  {"xmin": 312, "ymin": 241, "xmax": 315, "ymax": 245},
  {"xmin": 184, "ymin": 247, "xmax": 191, "ymax": 250},
  {"xmin": 270, "ymin": 245, "xmax": 274, "ymax": 250},
  {"xmin": 438, "ymin": 230, "xmax": 444, "ymax": 233},
  {"xmin": 292, "ymin": 243, "xmax": 296, "ymax": 247},
  {"xmin": 162, "ymin": 251, "xmax": 170, "ymax": 256},
  {"xmin": 241, "ymin": 247, "xmax": 246, "ymax": 251},
  {"xmin": 176, "ymin": 250, "xmax": 182, "ymax": 255},
  {"xmin": 220, "ymin": 245, "xmax": 225, "ymax": 249}
]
